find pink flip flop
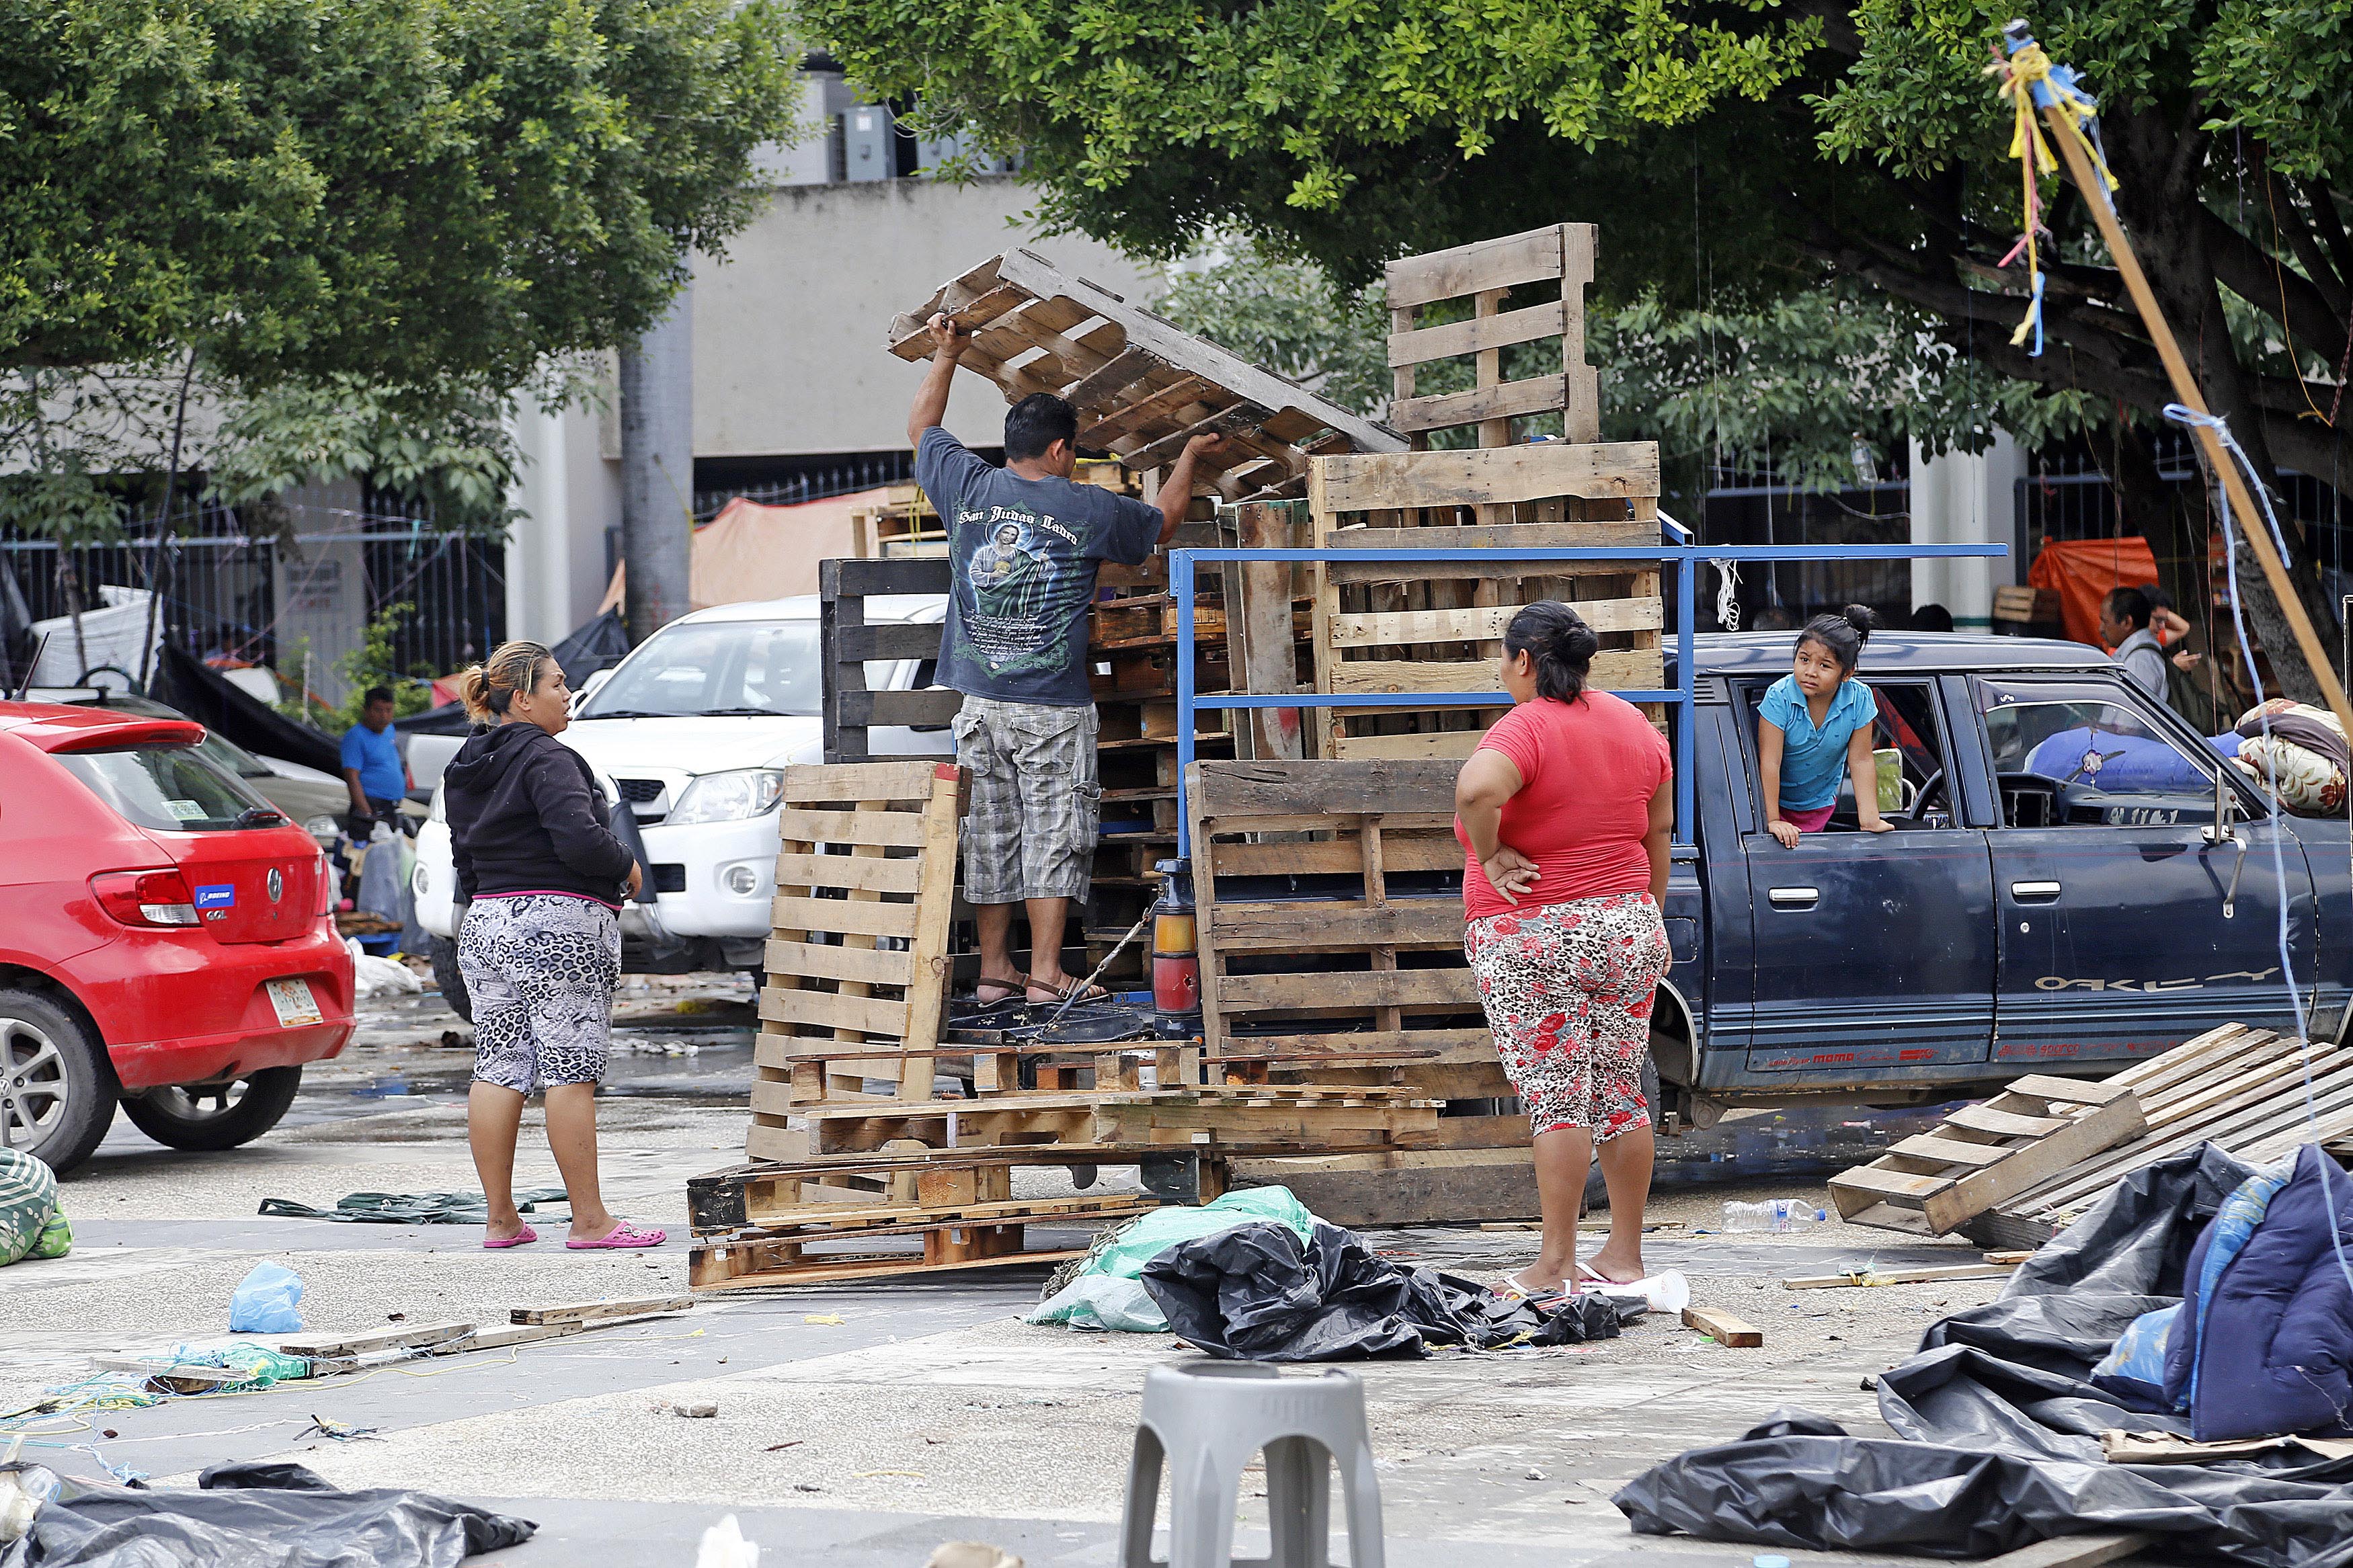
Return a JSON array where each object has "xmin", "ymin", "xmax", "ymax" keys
[
  {"xmin": 566, "ymin": 1220, "xmax": 666, "ymax": 1250},
  {"xmin": 483, "ymin": 1224, "xmax": 539, "ymax": 1250}
]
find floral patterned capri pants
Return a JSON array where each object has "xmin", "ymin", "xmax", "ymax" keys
[
  {"xmin": 952, "ymin": 696, "xmax": 1101, "ymax": 903},
  {"xmin": 458, "ymin": 893, "xmax": 621, "ymax": 1094},
  {"xmin": 1464, "ymin": 893, "xmax": 1673, "ymax": 1143}
]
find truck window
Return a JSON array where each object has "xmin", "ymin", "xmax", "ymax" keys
[
  {"xmin": 1976, "ymin": 676, "xmax": 2238, "ymax": 827},
  {"xmin": 1737, "ymin": 679, "xmax": 1960, "ymax": 829}
]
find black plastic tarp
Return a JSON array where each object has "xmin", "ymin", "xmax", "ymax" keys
[
  {"xmin": 3, "ymin": 1458, "xmax": 532, "ymax": 1565},
  {"xmin": 149, "ymin": 643, "xmax": 344, "ymax": 776},
  {"xmin": 395, "ymin": 609, "xmax": 631, "ymax": 738},
  {"xmin": 1142, "ymin": 1219, "xmax": 1627, "ymax": 1360},
  {"xmin": 1614, "ymin": 1145, "xmax": 2353, "ymax": 1566}
]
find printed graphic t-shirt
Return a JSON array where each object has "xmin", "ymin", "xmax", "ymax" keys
[
  {"xmin": 1455, "ymin": 692, "xmax": 1672, "ymax": 922},
  {"xmin": 916, "ymin": 427, "xmax": 1164, "ymax": 706}
]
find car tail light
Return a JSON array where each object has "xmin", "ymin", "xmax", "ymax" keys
[
  {"xmin": 91, "ymin": 868, "xmax": 200, "ymax": 927},
  {"xmin": 317, "ymin": 852, "xmax": 333, "ymax": 919}
]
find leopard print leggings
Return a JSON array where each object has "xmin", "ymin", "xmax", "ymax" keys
[{"xmin": 458, "ymin": 893, "xmax": 621, "ymax": 1094}]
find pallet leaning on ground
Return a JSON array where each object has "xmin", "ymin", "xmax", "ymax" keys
[{"xmin": 1959, "ymin": 1022, "xmax": 2353, "ymax": 1247}]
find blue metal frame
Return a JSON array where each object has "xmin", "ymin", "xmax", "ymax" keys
[{"xmin": 1170, "ymin": 542, "xmax": 2009, "ymax": 854}]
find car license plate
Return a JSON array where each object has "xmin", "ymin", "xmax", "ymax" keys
[{"xmin": 267, "ymin": 978, "xmax": 323, "ymax": 1028}]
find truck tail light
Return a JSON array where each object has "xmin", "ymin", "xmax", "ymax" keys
[{"xmin": 91, "ymin": 868, "xmax": 200, "ymax": 927}]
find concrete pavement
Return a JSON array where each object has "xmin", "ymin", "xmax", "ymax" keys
[{"xmin": 3, "ymin": 976, "xmax": 2016, "ymax": 1566}]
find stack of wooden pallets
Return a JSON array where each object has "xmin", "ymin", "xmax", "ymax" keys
[
  {"xmin": 1832, "ymin": 1022, "xmax": 2353, "ymax": 1248},
  {"xmin": 1182, "ymin": 757, "xmax": 1539, "ymax": 1222},
  {"xmin": 699, "ymin": 759, "xmax": 1445, "ymax": 1290},
  {"xmin": 1308, "ymin": 440, "xmax": 1665, "ymax": 759},
  {"xmin": 849, "ymin": 483, "xmax": 945, "ymax": 559}
]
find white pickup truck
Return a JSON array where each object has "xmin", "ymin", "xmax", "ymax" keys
[{"xmin": 412, "ymin": 593, "xmax": 951, "ymax": 1014}]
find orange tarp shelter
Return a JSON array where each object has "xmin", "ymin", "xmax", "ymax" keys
[
  {"xmin": 599, "ymin": 488, "xmax": 891, "ymax": 616},
  {"xmin": 2026, "ymin": 536, "xmax": 2159, "ymax": 645}
]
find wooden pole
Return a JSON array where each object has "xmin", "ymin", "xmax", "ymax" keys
[{"xmin": 2037, "ymin": 99, "xmax": 2353, "ymax": 740}]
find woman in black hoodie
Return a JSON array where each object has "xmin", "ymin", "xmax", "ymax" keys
[{"xmin": 444, "ymin": 641, "xmax": 663, "ymax": 1250}]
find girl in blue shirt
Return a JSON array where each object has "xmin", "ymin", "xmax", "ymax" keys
[{"xmin": 1757, "ymin": 606, "xmax": 1893, "ymax": 848}]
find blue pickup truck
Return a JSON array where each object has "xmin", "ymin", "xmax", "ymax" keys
[{"xmin": 1649, "ymin": 631, "xmax": 2342, "ymax": 1127}]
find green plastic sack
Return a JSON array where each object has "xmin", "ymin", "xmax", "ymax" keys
[
  {"xmin": 0, "ymin": 1147, "xmax": 60, "ymax": 1266},
  {"xmin": 1027, "ymin": 1186, "xmax": 1316, "ymax": 1331}
]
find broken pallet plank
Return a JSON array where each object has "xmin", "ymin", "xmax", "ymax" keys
[
  {"xmin": 1781, "ymin": 1262, "xmax": 2021, "ymax": 1290},
  {"xmin": 512, "ymin": 1295, "xmax": 695, "ymax": 1326},
  {"xmin": 276, "ymin": 1321, "xmax": 476, "ymax": 1359}
]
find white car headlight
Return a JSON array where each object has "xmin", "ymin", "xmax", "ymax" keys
[
  {"xmin": 666, "ymin": 768, "xmax": 787, "ymax": 825},
  {"xmin": 304, "ymin": 813, "xmax": 342, "ymax": 839}
]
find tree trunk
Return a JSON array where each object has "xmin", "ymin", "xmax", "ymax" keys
[
  {"xmin": 617, "ymin": 286, "xmax": 696, "ymax": 646},
  {"xmin": 2100, "ymin": 108, "xmax": 2336, "ymax": 700}
]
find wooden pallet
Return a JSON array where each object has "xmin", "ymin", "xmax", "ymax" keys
[
  {"xmin": 689, "ymin": 1145, "xmax": 1229, "ymax": 1235},
  {"xmin": 1305, "ymin": 442, "xmax": 1664, "ymax": 759},
  {"xmin": 751, "ymin": 760, "xmax": 965, "ymax": 1161},
  {"xmin": 1387, "ymin": 224, "xmax": 1601, "ymax": 449},
  {"xmin": 1186, "ymin": 759, "xmax": 1519, "ymax": 1147},
  {"xmin": 779, "ymin": 1085, "xmax": 1442, "ymax": 1157},
  {"xmin": 820, "ymin": 556, "xmax": 958, "ymax": 766},
  {"xmin": 688, "ymin": 1190, "xmax": 1158, "ymax": 1291},
  {"xmin": 1829, "ymin": 1073, "xmax": 2145, "ymax": 1235},
  {"xmin": 889, "ymin": 247, "xmax": 1402, "ymax": 503},
  {"xmin": 1950, "ymin": 1023, "xmax": 2353, "ymax": 1248}
]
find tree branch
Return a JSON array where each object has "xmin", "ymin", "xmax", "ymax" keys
[
  {"xmin": 2200, "ymin": 204, "xmax": 2351, "ymax": 378},
  {"xmin": 2256, "ymin": 159, "xmax": 2348, "ymax": 315}
]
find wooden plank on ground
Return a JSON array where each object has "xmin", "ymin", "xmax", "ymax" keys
[
  {"xmin": 1781, "ymin": 1262, "xmax": 2020, "ymax": 1289},
  {"xmin": 277, "ymin": 1322, "xmax": 476, "ymax": 1358},
  {"xmin": 1680, "ymin": 1307, "xmax": 1762, "ymax": 1347},
  {"xmin": 513, "ymin": 1295, "xmax": 696, "ymax": 1325}
]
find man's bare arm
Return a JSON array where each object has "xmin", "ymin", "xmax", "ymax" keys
[
  {"xmin": 1153, "ymin": 433, "xmax": 1230, "ymax": 546},
  {"xmin": 906, "ymin": 313, "xmax": 970, "ymax": 447}
]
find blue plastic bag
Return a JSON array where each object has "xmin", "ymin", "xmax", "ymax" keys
[
  {"xmin": 228, "ymin": 1261, "xmax": 305, "ymax": 1333},
  {"xmin": 2089, "ymin": 1303, "xmax": 2180, "ymax": 1411}
]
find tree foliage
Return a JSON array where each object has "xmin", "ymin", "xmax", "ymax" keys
[
  {"xmin": 1, "ymin": 0, "xmax": 799, "ymax": 534},
  {"xmin": 815, "ymin": 0, "xmax": 2353, "ymax": 690}
]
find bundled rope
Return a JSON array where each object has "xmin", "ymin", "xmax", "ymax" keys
[{"xmin": 1985, "ymin": 29, "xmax": 2119, "ymax": 355}]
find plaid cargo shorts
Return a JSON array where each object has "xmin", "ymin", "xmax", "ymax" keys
[{"xmin": 953, "ymin": 696, "xmax": 1100, "ymax": 903}]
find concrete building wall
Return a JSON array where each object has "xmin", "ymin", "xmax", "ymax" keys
[
  {"xmin": 688, "ymin": 175, "xmax": 1155, "ymax": 460},
  {"xmin": 1909, "ymin": 434, "xmax": 2026, "ymax": 628},
  {"xmin": 504, "ymin": 175, "xmax": 1160, "ymax": 642}
]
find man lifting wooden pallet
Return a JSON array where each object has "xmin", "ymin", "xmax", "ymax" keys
[{"xmin": 904, "ymin": 311, "xmax": 1226, "ymax": 1008}]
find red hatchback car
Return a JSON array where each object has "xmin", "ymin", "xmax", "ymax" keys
[{"xmin": 0, "ymin": 702, "xmax": 354, "ymax": 1171}]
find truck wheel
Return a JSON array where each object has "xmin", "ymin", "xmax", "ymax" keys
[
  {"xmin": 0, "ymin": 989, "xmax": 116, "ymax": 1173},
  {"xmin": 121, "ymin": 1066, "xmax": 302, "ymax": 1152},
  {"xmin": 430, "ymin": 936, "xmax": 473, "ymax": 1024}
]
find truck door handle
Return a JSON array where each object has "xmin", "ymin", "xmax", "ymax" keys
[
  {"xmin": 2010, "ymin": 880, "xmax": 2063, "ymax": 903},
  {"xmin": 1767, "ymin": 886, "xmax": 1819, "ymax": 909}
]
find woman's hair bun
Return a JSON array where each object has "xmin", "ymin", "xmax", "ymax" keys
[
  {"xmin": 458, "ymin": 640, "xmax": 554, "ymax": 725},
  {"xmin": 1503, "ymin": 601, "xmax": 1598, "ymax": 703}
]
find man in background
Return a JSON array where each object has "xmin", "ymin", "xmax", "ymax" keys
[
  {"xmin": 907, "ymin": 311, "xmax": 1224, "ymax": 1007},
  {"xmin": 340, "ymin": 685, "xmax": 411, "ymax": 836},
  {"xmin": 2100, "ymin": 587, "xmax": 2172, "ymax": 708}
]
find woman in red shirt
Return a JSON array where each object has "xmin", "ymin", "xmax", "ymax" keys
[{"xmin": 1455, "ymin": 602, "xmax": 1674, "ymax": 1296}]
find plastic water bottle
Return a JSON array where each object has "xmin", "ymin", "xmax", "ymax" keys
[{"xmin": 1722, "ymin": 1198, "xmax": 1828, "ymax": 1233}]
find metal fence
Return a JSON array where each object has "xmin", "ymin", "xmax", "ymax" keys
[
  {"xmin": 691, "ymin": 452, "xmax": 918, "ymax": 522},
  {"xmin": 2, "ymin": 496, "xmax": 505, "ymax": 690}
]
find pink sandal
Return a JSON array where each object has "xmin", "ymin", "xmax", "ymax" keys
[
  {"xmin": 483, "ymin": 1224, "xmax": 539, "ymax": 1250},
  {"xmin": 566, "ymin": 1220, "xmax": 666, "ymax": 1250}
]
